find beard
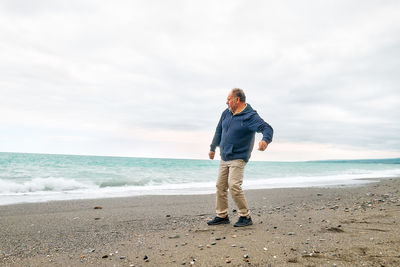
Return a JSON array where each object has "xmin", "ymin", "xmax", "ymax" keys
[{"xmin": 228, "ymin": 103, "xmax": 237, "ymax": 113}]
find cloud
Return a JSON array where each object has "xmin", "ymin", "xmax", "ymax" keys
[{"xmin": 0, "ymin": 0, "xmax": 399, "ymax": 160}]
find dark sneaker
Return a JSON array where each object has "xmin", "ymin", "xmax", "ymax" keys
[
  {"xmin": 207, "ymin": 216, "xmax": 230, "ymax": 225},
  {"xmin": 234, "ymin": 216, "xmax": 253, "ymax": 227}
]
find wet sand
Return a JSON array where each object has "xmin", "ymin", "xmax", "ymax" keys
[{"xmin": 1, "ymin": 178, "xmax": 400, "ymax": 266}]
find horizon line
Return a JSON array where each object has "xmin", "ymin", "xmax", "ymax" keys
[{"xmin": 1, "ymin": 151, "xmax": 399, "ymax": 163}]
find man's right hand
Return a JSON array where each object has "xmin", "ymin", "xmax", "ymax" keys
[{"xmin": 209, "ymin": 151, "xmax": 215, "ymax": 160}]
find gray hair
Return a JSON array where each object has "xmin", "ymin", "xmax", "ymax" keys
[{"xmin": 231, "ymin": 88, "xmax": 246, "ymax": 102}]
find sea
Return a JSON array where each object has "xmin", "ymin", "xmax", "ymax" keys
[{"xmin": 0, "ymin": 152, "xmax": 399, "ymax": 206}]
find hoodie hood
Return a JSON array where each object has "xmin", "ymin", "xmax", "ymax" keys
[{"xmin": 230, "ymin": 104, "xmax": 256, "ymax": 116}]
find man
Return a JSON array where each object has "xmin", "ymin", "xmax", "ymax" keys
[{"xmin": 208, "ymin": 88, "xmax": 273, "ymax": 227}]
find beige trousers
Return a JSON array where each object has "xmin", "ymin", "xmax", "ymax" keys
[{"xmin": 216, "ymin": 159, "xmax": 250, "ymax": 218}]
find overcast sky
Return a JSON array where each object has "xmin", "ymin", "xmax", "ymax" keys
[{"xmin": 1, "ymin": 0, "xmax": 399, "ymax": 161}]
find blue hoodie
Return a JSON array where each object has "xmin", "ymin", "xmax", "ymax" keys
[{"xmin": 210, "ymin": 104, "xmax": 273, "ymax": 162}]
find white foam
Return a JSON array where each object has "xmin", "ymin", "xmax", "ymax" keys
[
  {"xmin": 0, "ymin": 180, "xmax": 217, "ymax": 206},
  {"xmin": 0, "ymin": 168, "xmax": 399, "ymax": 206},
  {"xmin": 0, "ymin": 177, "xmax": 95, "ymax": 194}
]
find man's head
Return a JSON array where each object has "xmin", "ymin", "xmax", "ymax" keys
[{"xmin": 227, "ymin": 88, "xmax": 246, "ymax": 113}]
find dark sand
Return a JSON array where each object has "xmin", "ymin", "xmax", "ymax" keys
[{"xmin": 1, "ymin": 178, "xmax": 400, "ymax": 266}]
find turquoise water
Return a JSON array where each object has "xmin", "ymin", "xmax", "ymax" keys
[{"xmin": 0, "ymin": 152, "xmax": 399, "ymax": 205}]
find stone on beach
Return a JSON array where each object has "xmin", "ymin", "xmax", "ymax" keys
[{"xmin": 82, "ymin": 248, "xmax": 95, "ymax": 254}]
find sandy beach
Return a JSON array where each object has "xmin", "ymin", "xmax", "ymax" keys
[{"xmin": 1, "ymin": 178, "xmax": 400, "ymax": 266}]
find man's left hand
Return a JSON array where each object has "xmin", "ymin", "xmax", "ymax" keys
[{"xmin": 258, "ymin": 140, "xmax": 268, "ymax": 151}]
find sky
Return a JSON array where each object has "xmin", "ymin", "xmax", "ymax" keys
[{"xmin": 1, "ymin": 0, "xmax": 399, "ymax": 161}]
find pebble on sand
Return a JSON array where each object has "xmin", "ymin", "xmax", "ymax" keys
[{"xmin": 82, "ymin": 248, "xmax": 95, "ymax": 254}]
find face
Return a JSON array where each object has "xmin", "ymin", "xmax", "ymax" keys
[{"xmin": 226, "ymin": 92, "xmax": 239, "ymax": 112}]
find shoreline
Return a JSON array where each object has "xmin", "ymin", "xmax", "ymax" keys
[
  {"xmin": 0, "ymin": 176, "xmax": 386, "ymax": 207},
  {"xmin": 1, "ymin": 178, "xmax": 400, "ymax": 266}
]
